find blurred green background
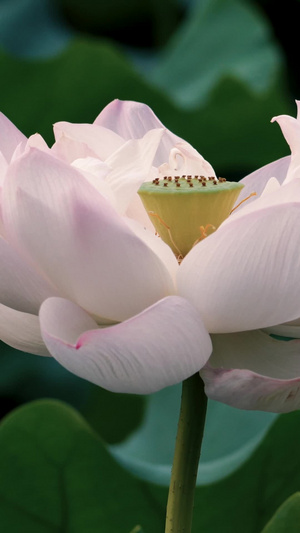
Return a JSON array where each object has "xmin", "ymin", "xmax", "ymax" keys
[{"xmin": 0, "ymin": 0, "xmax": 298, "ymax": 496}]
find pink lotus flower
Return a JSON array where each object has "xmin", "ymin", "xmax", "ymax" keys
[{"xmin": 2, "ymin": 99, "xmax": 300, "ymax": 412}]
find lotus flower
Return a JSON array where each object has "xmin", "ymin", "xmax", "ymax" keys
[{"xmin": 1, "ymin": 99, "xmax": 300, "ymax": 412}]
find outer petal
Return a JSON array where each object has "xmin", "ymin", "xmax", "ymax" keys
[
  {"xmin": 52, "ymin": 122, "xmax": 124, "ymax": 162},
  {"xmin": 0, "ymin": 237, "xmax": 58, "ymax": 313},
  {"xmin": 0, "ymin": 112, "xmax": 26, "ymax": 163},
  {"xmin": 39, "ymin": 296, "xmax": 212, "ymax": 394},
  {"xmin": 178, "ymin": 179, "xmax": 300, "ymax": 332},
  {"xmin": 236, "ymin": 156, "xmax": 290, "ymax": 210},
  {"xmin": 201, "ymin": 330, "xmax": 300, "ymax": 413},
  {"xmin": 94, "ymin": 99, "xmax": 176, "ymax": 139},
  {"xmin": 271, "ymin": 111, "xmax": 300, "ymax": 184},
  {"xmin": 0, "ymin": 304, "xmax": 49, "ymax": 356},
  {"xmin": 3, "ymin": 149, "xmax": 175, "ymax": 322},
  {"xmin": 94, "ymin": 99, "xmax": 183, "ymax": 167}
]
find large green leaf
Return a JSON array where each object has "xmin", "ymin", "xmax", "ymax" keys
[
  {"xmin": 149, "ymin": 0, "xmax": 282, "ymax": 107},
  {"xmin": 0, "ymin": 38, "xmax": 292, "ymax": 176},
  {"xmin": 0, "ymin": 0, "xmax": 72, "ymax": 58},
  {"xmin": 112, "ymin": 383, "xmax": 277, "ymax": 485},
  {"xmin": 0, "ymin": 400, "xmax": 164, "ymax": 532},
  {"xmin": 2, "ymin": 399, "xmax": 300, "ymax": 532},
  {"xmin": 261, "ymin": 493, "xmax": 300, "ymax": 533}
]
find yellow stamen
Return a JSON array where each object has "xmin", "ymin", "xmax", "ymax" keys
[
  {"xmin": 192, "ymin": 224, "xmax": 216, "ymax": 248},
  {"xmin": 149, "ymin": 211, "xmax": 183, "ymax": 259},
  {"xmin": 230, "ymin": 192, "xmax": 257, "ymax": 214}
]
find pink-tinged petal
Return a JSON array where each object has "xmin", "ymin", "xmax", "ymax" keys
[
  {"xmin": 40, "ymin": 296, "xmax": 212, "ymax": 394},
  {"xmin": 0, "ymin": 237, "xmax": 58, "ymax": 314},
  {"xmin": 271, "ymin": 108, "xmax": 300, "ymax": 184},
  {"xmin": 0, "ymin": 304, "xmax": 49, "ymax": 356},
  {"xmin": 0, "ymin": 112, "xmax": 26, "ymax": 163},
  {"xmin": 0, "ymin": 200, "xmax": 4, "ymax": 237},
  {"xmin": 236, "ymin": 156, "xmax": 290, "ymax": 210},
  {"xmin": 178, "ymin": 179, "xmax": 300, "ymax": 333},
  {"xmin": 94, "ymin": 99, "xmax": 174, "ymax": 139},
  {"xmin": 3, "ymin": 149, "xmax": 175, "ymax": 322},
  {"xmin": 0, "ymin": 153, "xmax": 8, "ymax": 235},
  {"xmin": 0, "ymin": 151, "xmax": 8, "ymax": 187},
  {"xmin": 94, "ymin": 99, "xmax": 183, "ymax": 167},
  {"xmin": 52, "ymin": 122, "xmax": 124, "ymax": 163},
  {"xmin": 105, "ymin": 129, "xmax": 165, "ymax": 213},
  {"xmin": 201, "ymin": 330, "xmax": 300, "ymax": 413}
]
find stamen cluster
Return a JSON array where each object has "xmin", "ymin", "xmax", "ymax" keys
[{"xmin": 152, "ymin": 176, "xmax": 227, "ymax": 188}]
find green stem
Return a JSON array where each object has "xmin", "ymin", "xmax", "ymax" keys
[{"xmin": 165, "ymin": 373, "xmax": 207, "ymax": 533}]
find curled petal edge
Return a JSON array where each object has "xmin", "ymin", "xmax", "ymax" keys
[
  {"xmin": 0, "ymin": 304, "xmax": 50, "ymax": 356},
  {"xmin": 40, "ymin": 296, "xmax": 212, "ymax": 394},
  {"xmin": 201, "ymin": 364, "xmax": 300, "ymax": 413}
]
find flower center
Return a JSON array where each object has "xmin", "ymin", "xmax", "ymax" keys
[{"xmin": 138, "ymin": 175, "xmax": 244, "ymax": 260}]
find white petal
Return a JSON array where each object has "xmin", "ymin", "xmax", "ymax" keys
[
  {"xmin": 71, "ymin": 157, "xmax": 117, "ymax": 208},
  {"xmin": 158, "ymin": 142, "xmax": 216, "ymax": 178},
  {"xmin": 40, "ymin": 296, "xmax": 212, "ymax": 394},
  {"xmin": 228, "ymin": 170, "xmax": 300, "ymax": 222},
  {"xmin": 105, "ymin": 128, "xmax": 165, "ymax": 214},
  {"xmin": 201, "ymin": 330, "xmax": 300, "ymax": 413},
  {"xmin": 271, "ymin": 110, "xmax": 300, "ymax": 184},
  {"xmin": 0, "ymin": 303, "xmax": 49, "ymax": 356},
  {"xmin": 3, "ymin": 148, "xmax": 175, "ymax": 322},
  {"xmin": 52, "ymin": 122, "xmax": 124, "ymax": 162},
  {"xmin": 178, "ymin": 179, "xmax": 300, "ymax": 332},
  {"xmin": 236, "ymin": 156, "xmax": 290, "ymax": 211},
  {"xmin": 260, "ymin": 176, "xmax": 281, "ymax": 196}
]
